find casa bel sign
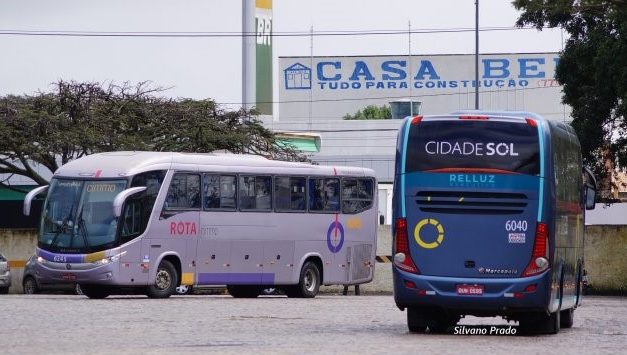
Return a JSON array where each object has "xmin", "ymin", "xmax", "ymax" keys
[{"xmin": 282, "ymin": 55, "xmax": 560, "ymax": 92}]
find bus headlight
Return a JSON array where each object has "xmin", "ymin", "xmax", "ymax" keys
[
  {"xmin": 92, "ymin": 251, "xmax": 127, "ymax": 266},
  {"xmin": 37, "ymin": 257, "xmax": 44, "ymax": 264}
]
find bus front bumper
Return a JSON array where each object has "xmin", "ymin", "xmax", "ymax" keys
[
  {"xmin": 393, "ymin": 268, "xmax": 552, "ymax": 316},
  {"xmin": 33, "ymin": 257, "xmax": 120, "ymax": 285}
]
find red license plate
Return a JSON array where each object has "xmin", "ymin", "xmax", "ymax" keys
[
  {"xmin": 62, "ymin": 273, "xmax": 76, "ymax": 281},
  {"xmin": 457, "ymin": 284, "xmax": 484, "ymax": 295}
]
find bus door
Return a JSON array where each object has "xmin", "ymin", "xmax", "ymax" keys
[{"xmin": 403, "ymin": 118, "xmax": 542, "ymax": 279}]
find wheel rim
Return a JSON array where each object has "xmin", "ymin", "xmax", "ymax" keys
[
  {"xmin": 304, "ymin": 269, "xmax": 317, "ymax": 292},
  {"xmin": 176, "ymin": 285, "xmax": 189, "ymax": 294},
  {"xmin": 155, "ymin": 268, "xmax": 172, "ymax": 290}
]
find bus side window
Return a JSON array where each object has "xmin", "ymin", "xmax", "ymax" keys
[
  {"xmin": 309, "ymin": 178, "xmax": 340, "ymax": 212},
  {"xmin": 239, "ymin": 175, "xmax": 272, "ymax": 211},
  {"xmin": 275, "ymin": 176, "xmax": 306, "ymax": 212},
  {"xmin": 342, "ymin": 178, "xmax": 374, "ymax": 214},
  {"xmin": 164, "ymin": 173, "xmax": 201, "ymax": 212},
  {"xmin": 203, "ymin": 174, "xmax": 237, "ymax": 210},
  {"xmin": 121, "ymin": 170, "xmax": 166, "ymax": 241}
]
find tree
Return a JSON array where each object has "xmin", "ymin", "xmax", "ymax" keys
[
  {"xmin": 0, "ymin": 80, "xmax": 306, "ymax": 191},
  {"xmin": 343, "ymin": 104, "xmax": 392, "ymax": 120},
  {"xmin": 512, "ymin": 0, "xmax": 627, "ymax": 199}
]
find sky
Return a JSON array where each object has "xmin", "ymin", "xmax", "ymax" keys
[{"xmin": 0, "ymin": 0, "xmax": 565, "ymax": 114}]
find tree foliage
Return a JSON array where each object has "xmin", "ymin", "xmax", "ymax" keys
[
  {"xmin": 343, "ymin": 104, "xmax": 392, "ymax": 120},
  {"xmin": 513, "ymin": 0, "xmax": 627, "ymax": 197},
  {"xmin": 0, "ymin": 80, "xmax": 306, "ymax": 190}
]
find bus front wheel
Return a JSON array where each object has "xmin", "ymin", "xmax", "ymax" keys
[{"xmin": 147, "ymin": 260, "xmax": 178, "ymax": 299}]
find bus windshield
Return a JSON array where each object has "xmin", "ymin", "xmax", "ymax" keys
[
  {"xmin": 39, "ymin": 179, "xmax": 128, "ymax": 253},
  {"xmin": 405, "ymin": 120, "xmax": 540, "ymax": 175}
]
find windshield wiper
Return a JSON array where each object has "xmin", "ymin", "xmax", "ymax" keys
[
  {"xmin": 50, "ymin": 202, "xmax": 75, "ymax": 249},
  {"xmin": 77, "ymin": 210, "xmax": 91, "ymax": 250}
]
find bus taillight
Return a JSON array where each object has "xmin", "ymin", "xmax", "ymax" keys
[
  {"xmin": 522, "ymin": 222, "xmax": 550, "ymax": 277},
  {"xmin": 459, "ymin": 115, "xmax": 489, "ymax": 120},
  {"xmin": 394, "ymin": 217, "xmax": 419, "ymax": 274}
]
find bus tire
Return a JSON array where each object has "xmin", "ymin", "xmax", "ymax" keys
[
  {"xmin": 227, "ymin": 285, "xmax": 260, "ymax": 298},
  {"xmin": 288, "ymin": 261, "xmax": 320, "ymax": 298},
  {"xmin": 426, "ymin": 311, "xmax": 458, "ymax": 334},
  {"xmin": 560, "ymin": 308, "xmax": 574, "ymax": 328},
  {"xmin": 81, "ymin": 284, "xmax": 111, "ymax": 299},
  {"xmin": 407, "ymin": 308, "xmax": 428, "ymax": 333},
  {"xmin": 521, "ymin": 311, "xmax": 560, "ymax": 335},
  {"xmin": 147, "ymin": 260, "xmax": 178, "ymax": 299}
]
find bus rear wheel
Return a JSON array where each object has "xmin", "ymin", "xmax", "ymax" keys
[
  {"xmin": 519, "ymin": 311, "xmax": 560, "ymax": 334},
  {"xmin": 147, "ymin": 260, "xmax": 178, "ymax": 299},
  {"xmin": 286, "ymin": 261, "xmax": 320, "ymax": 298},
  {"xmin": 407, "ymin": 308, "xmax": 428, "ymax": 333},
  {"xmin": 560, "ymin": 308, "xmax": 574, "ymax": 328},
  {"xmin": 81, "ymin": 284, "xmax": 111, "ymax": 299}
]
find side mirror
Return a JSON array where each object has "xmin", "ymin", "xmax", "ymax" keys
[
  {"xmin": 23, "ymin": 185, "xmax": 48, "ymax": 216},
  {"xmin": 113, "ymin": 187, "xmax": 147, "ymax": 218},
  {"xmin": 585, "ymin": 186, "xmax": 596, "ymax": 210},
  {"xmin": 582, "ymin": 167, "xmax": 597, "ymax": 210}
]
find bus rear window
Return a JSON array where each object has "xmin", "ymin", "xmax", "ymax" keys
[{"xmin": 405, "ymin": 120, "xmax": 540, "ymax": 175}]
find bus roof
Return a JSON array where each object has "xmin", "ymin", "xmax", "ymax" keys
[
  {"xmin": 408, "ymin": 110, "xmax": 575, "ymax": 136},
  {"xmin": 53, "ymin": 151, "xmax": 375, "ymax": 179}
]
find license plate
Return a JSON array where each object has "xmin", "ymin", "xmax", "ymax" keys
[
  {"xmin": 457, "ymin": 284, "xmax": 484, "ymax": 295},
  {"xmin": 62, "ymin": 273, "xmax": 76, "ymax": 281}
]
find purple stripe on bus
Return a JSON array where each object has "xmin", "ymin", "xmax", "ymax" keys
[
  {"xmin": 197, "ymin": 273, "xmax": 275, "ymax": 285},
  {"xmin": 37, "ymin": 249, "xmax": 84, "ymax": 263}
]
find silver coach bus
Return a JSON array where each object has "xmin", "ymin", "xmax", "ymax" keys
[{"xmin": 23, "ymin": 152, "xmax": 377, "ymax": 299}]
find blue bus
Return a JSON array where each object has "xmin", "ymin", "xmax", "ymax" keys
[{"xmin": 392, "ymin": 111, "xmax": 597, "ymax": 334}]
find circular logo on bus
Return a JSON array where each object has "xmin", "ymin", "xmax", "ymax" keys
[
  {"xmin": 326, "ymin": 221, "xmax": 345, "ymax": 253},
  {"xmin": 414, "ymin": 218, "xmax": 445, "ymax": 249}
]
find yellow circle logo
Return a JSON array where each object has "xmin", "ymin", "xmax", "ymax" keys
[{"xmin": 414, "ymin": 218, "xmax": 445, "ymax": 249}]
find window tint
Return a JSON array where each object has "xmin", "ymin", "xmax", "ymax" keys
[
  {"xmin": 204, "ymin": 175, "xmax": 237, "ymax": 210},
  {"xmin": 165, "ymin": 173, "xmax": 201, "ymax": 209},
  {"xmin": 342, "ymin": 178, "xmax": 374, "ymax": 214},
  {"xmin": 275, "ymin": 176, "xmax": 306, "ymax": 211},
  {"xmin": 239, "ymin": 176, "xmax": 272, "ymax": 211},
  {"xmin": 406, "ymin": 120, "xmax": 540, "ymax": 175},
  {"xmin": 309, "ymin": 178, "xmax": 340, "ymax": 212},
  {"xmin": 121, "ymin": 170, "xmax": 166, "ymax": 241}
]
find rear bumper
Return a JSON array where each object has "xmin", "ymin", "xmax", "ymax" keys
[
  {"xmin": 393, "ymin": 268, "xmax": 551, "ymax": 317},
  {"xmin": 0, "ymin": 273, "xmax": 11, "ymax": 287}
]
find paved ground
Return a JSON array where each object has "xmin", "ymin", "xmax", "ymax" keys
[{"xmin": 0, "ymin": 294, "xmax": 625, "ymax": 354}]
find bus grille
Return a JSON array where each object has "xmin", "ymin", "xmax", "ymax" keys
[{"xmin": 414, "ymin": 191, "xmax": 528, "ymax": 215}]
